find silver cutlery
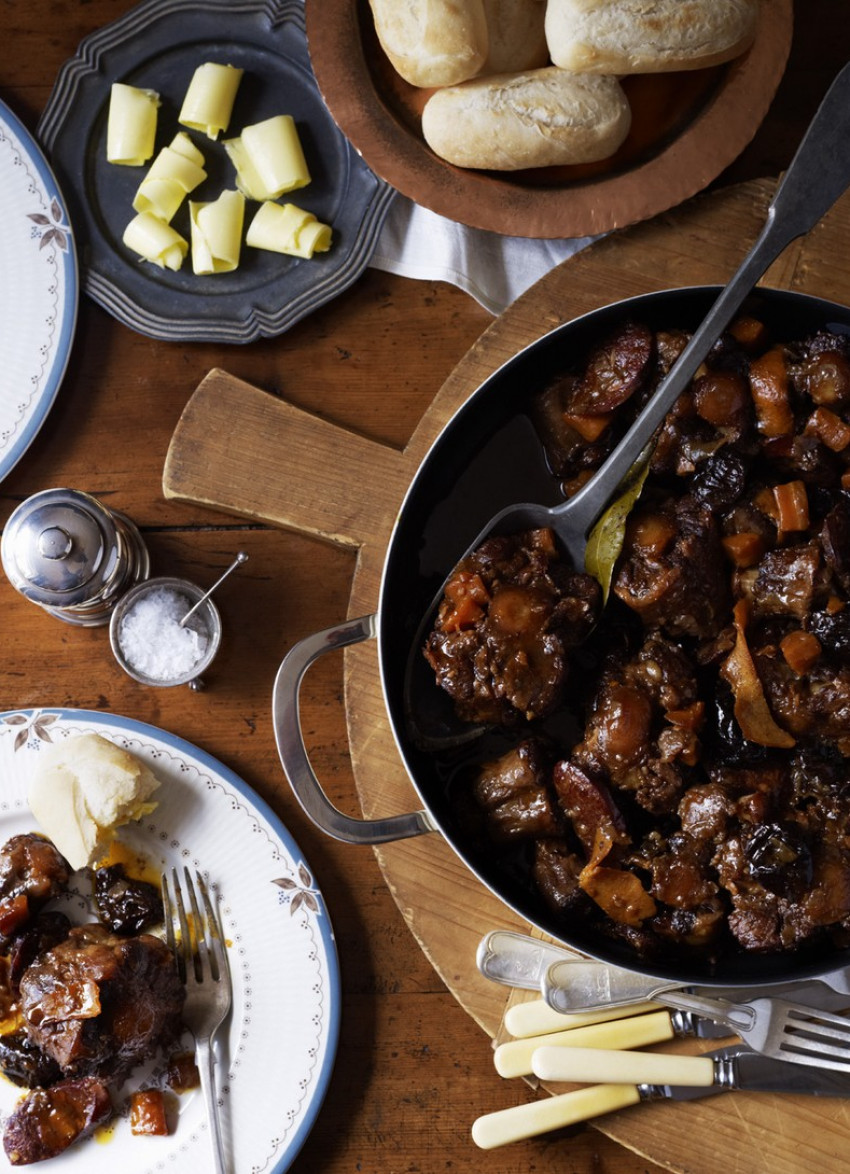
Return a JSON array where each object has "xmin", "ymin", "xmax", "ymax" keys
[
  {"xmin": 543, "ymin": 971, "xmax": 850, "ymax": 1073},
  {"xmin": 163, "ymin": 868, "xmax": 233, "ymax": 1174},
  {"xmin": 542, "ymin": 955, "xmax": 850, "ymax": 1017},
  {"xmin": 478, "ymin": 929, "xmax": 850, "ymax": 1018},
  {"xmin": 472, "ymin": 1044, "xmax": 850, "ymax": 1149},
  {"xmin": 476, "ymin": 929, "xmax": 581, "ymax": 990}
]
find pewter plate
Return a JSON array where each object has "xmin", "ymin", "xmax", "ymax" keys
[
  {"xmin": 37, "ymin": 0, "xmax": 394, "ymax": 343},
  {"xmin": 0, "ymin": 99, "xmax": 77, "ymax": 481},
  {"xmin": 0, "ymin": 708, "xmax": 340, "ymax": 1172}
]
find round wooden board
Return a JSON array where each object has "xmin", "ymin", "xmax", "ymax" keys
[{"xmin": 163, "ymin": 177, "xmax": 850, "ymax": 1174}]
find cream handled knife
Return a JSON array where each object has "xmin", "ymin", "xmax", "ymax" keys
[
  {"xmin": 472, "ymin": 1046, "xmax": 850, "ymax": 1149},
  {"xmin": 494, "ymin": 1009, "xmax": 677, "ymax": 1078},
  {"xmin": 532, "ymin": 1045, "xmax": 721, "ymax": 1086},
  {"xmin": 505, "ymin": 996, "xmax": 661, "ymax": 1039}
]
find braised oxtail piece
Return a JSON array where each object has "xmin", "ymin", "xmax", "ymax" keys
[
  {"xmin": 424, "ymin": 527, "xmax": 600, "ymax": 725},
  {"xmin": 3, "ymin": 1075, "xmax": 112, "ymax": 1165}
]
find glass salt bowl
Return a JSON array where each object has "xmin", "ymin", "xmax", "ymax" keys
[{"xmin": 108, "ymin": 576, "xmax": 222, "ymax": 689}]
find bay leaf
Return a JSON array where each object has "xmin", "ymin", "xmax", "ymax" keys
[{"xmin": 584, "ymin": 455, "xmax": 651, "ymax": 602}]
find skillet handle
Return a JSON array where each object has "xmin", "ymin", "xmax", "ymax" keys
[{"xmin": 273, "ymin": 614, "xmax": 437, "ymax": 844}]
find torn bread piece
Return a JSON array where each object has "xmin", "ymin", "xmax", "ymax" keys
[{"xmin": 28, "ymin": 733, "xmax": 162, "ymax": 871}]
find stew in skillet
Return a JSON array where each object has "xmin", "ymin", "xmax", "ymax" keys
[{"xmin": 424, "ymin": 313, "xmax": 850, "ymax": 965}]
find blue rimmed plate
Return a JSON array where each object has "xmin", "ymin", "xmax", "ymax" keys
[
  {"xmin": 0, "ymin": 99, "xmax": 77, "ymax": 483},
  {"xmin": 0, "ymin": 708, "xmax": 340, "ymax": 1173},
  {"xmin": 37, "ymin": 0, "xmax": 394, "ymax": 343}
]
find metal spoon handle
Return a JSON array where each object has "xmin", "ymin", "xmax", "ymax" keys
[
  {"xmin": 542, "ymin": 960, "xmax": 757, "ymax": 1033},
  {"xmin": 543, "ymin": 959, "xmax": 682, "ymax": 1012},
  {"xmin": 560, "ymin": 59, "xmax": 850, "ymax": 548},
  {"xmin": 476, "ymin": 930, "xmax": 583, "ymax": 990},
  {"xmin": 179, "ymin": 551, "xmax": 248, "ymax": 627}
]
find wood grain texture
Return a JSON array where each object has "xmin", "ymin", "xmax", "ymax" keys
[{"xmin": 3, "ymin": 2, "xmax": 850, "ymax": 1171}]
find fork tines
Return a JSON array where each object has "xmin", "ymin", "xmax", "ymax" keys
[
  {"xmin": 781, "ymin": 1005, "xmax": 850, "ymax": 1068},
  {"xmin": 161, "ymin": 867, "xmax": 226, "ymax": 984}
]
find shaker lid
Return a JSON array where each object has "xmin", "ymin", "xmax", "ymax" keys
[{"xmin": 1, "ymin": 488, "xmax": 120, "ymax": 607}]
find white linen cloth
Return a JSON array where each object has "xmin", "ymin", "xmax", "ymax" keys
[{"xmin": 369, "ymin": 192, "xmax": 599, "ymax": 316}]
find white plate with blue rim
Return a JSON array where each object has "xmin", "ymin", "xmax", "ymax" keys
[
  {"xmin": 0, "ymin": 708, "xmax": 340, "ymax": 1173},
  {"xmin": 0, "ymin": 99, "xmax": 77, "ymax": 484},
  {"xmin": 37, "ymin": 0, "xmax": 395, "ymax": 343}
]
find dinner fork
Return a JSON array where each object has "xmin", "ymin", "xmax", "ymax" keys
[
  {"xmin": 163, "ymin": 868, "xmax": 233, "ymax": 1174},
  {"xmin": 543, "ymin": 963, "xmax": 850, "ymax": 1073}
]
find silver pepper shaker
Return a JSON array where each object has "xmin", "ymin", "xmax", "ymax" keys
[{"xmin": 1, "ymin": 488, "xmax": 150, "ymax": 626}]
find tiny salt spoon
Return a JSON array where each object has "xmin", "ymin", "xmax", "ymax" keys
[{"xmin": 180, "ymin": 551, "xmax": 248, "ymax": 628}]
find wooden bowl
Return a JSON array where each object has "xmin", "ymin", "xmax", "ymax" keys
[{"xmin": 305, "ymin": 0, "xmax": 793, "ymax": 239}]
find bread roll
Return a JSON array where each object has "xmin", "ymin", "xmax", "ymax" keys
[
  {"xmin": 545, "ymin": 0, "xmax": 759, "ymax": 74},
  {"xmin": 421, "ymin": 67, "xmax": 631, "ymax": 170},
  {"xmin": 28, "ymin": 733, "xmax": 161, "ymax": 871},
  {"xmin": 480, "ymin": 0, "xmax": 548, "ymax": 75},
  {"xmin": 368, "ymin": 0, "xmax": 489, "ymax": 88}
]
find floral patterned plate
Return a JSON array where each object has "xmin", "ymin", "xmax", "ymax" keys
[
  {"xmin": 0, "ymin": 99, "xmax": 77, "ymax": 484},
  {"xmin": 0, "ymin": 708, "xmax": 339, "ymax": 1173}
]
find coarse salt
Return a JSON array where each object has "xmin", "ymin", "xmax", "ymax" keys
[{"xmin": 118, "ymin": 586, "xmax": 209, "ymax": 681}]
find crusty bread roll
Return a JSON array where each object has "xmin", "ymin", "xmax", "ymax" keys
[
  {"xmin": 480, "ymin": 0, "xmax": 549, "ymax": 75},
  {"xmin": 545, "ymin": 0, "xmax": 759, "ymax": 74},
  {"xmin": 28, "ymin": 733, "xmax": 162, "ymax": 871},
  {"xmin": 368, "ymin": 0, "xmax": 489, "ymax": 88},
  {"xmin": 421, "ymin": 67, "xmax": 631, "ymax": 170}
]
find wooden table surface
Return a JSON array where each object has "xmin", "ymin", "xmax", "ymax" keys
[{"xmin": 1, "ymin": 4, "xmax": 849, "ymax": 1172}]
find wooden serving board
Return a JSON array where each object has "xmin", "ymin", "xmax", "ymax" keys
[{"xmin": 163, "ymin": 178, "xmax": 850, "ymax": 1174}]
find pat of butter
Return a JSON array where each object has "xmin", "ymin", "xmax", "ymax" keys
[
  {"xmin": 224, "ymin": 114, "xmax": 311, "ymax": 201},
  {"xmin": 107, "ymin": 83, "xmax": 160, "ymax": 166},
  {"xmin": 123, "ymin": 210, "xmax": 188, "ymax": 270},
  {"xmin": 179, "ymin": 62, "xmax": 243, "ymax": 140},
  {"xmin": 246, "ymin": 200, "xmax": 332, "ymax": 259},
  {"xmin": 132, "ymin": 132, "xmax": 207, "ymax": 222},
  {"xmin": 190, "ymin": 189, "xmax": 245, "ymax": 274}
]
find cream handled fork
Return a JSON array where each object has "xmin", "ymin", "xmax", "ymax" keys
[{"xmin": 163, "ymin": 868, "xmax": 233, "ymax": 1174}]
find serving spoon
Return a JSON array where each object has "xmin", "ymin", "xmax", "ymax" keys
[{"xmin": 405, "ymin": 60, "xmax": 850, "ymax": 750}]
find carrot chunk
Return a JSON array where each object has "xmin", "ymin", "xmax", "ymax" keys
[
  {"xmin": 728, "ymin": 316, "xmax": 769, "ymax": 350},
  {"xmin": 780, "ymin": 630, "xmax": 822, "ymax": 675},
  {"xmin": 562, "ymin": 411, "xmax": 612, "ymax": 442},
  {"xmin": 130, "ymin": 1089, "xmax": 169, "ymax": 1136},
  {"xmin": 721, "ymin": 531, "xmax": 766, "ymax": 568},
  {"xmin": 440, "ymin": 571, "xmax": 489, "ymax": 632},
  {"xmin": 772, "ymin": 480, "xmax": 810, "ymax": 534},
  {"xmin": 804, "ymin": 406, "xmax": 850, "ymax": 452}
]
